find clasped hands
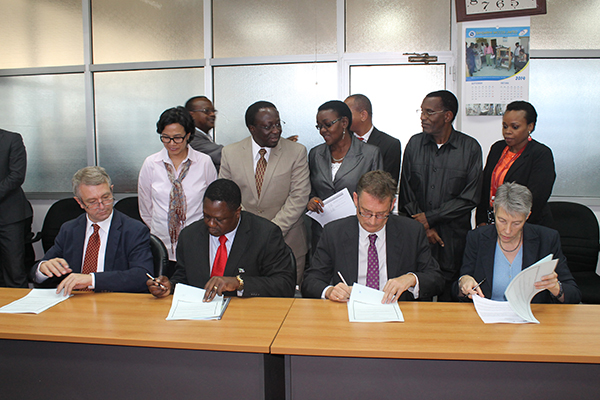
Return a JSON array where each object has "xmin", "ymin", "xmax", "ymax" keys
[
  {"xmin": 147, "ymin": 275, "xmax": 241, "ymax": 302},
  {"xmin": 325, "ymin": 274, "xmax": 417, "ymax": 304},
  {"xmin": 39, "ymin": 258, "xmax": 93, "ymax": 296}
]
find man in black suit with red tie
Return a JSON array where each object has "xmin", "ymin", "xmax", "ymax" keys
[
  {"xmin": 0, "ymin": 128, "xmax": 33, "ymax": 288},
  {"xmin": 345, "ymin": 94, "xmax": 402, "ymax": 183},
  {"xmin": 147, "ymin": 179, "xmax": 295, "ymax": 301}
]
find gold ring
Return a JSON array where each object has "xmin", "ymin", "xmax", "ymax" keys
[{"xmin": 213, "ymin": 286, "xmax": 218, "ymax": 291}]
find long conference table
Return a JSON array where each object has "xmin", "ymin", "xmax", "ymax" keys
[{"xmin": 1, "ymin": 288, "xmax": 599, "ymax": 400}]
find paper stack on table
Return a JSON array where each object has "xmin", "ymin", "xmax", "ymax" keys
[
  {"xmin": 166, "ymin": 283, "xmax": 230, "ymax": 320},
  {"xmin": 347, "ymin": 283, "xmax": 404, "ymax": 323},
  {"xmin": 0, "ymin": 289, "xmax": 71, "ymax": 314}
]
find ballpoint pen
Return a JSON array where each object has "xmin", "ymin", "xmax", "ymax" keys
[
  {"xmin": 146, "ymin": 272, "xmax": 167, "ymax": 290},
  {"xmin": 471, "ymin": 278, "xmax": 486, "ymax": 293},
  {"xmin": 337, "ymin": 271, "xmax": 348, "ymax": 286}
]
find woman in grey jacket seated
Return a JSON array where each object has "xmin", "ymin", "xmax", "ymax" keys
[{"xmin": 457, "ymin": 182, "xmax": 581, "ymax": 304}]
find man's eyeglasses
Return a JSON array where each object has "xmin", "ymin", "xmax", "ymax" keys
[
  {"xmin": 160, "ymin": 135, "xmax": 187, "ymax": 144},
  {"xmin": 190, "ymin": 108, "xmax": 218, "ymax": 115},
  {"xmin": 256, "ymin": 121, "xmax": 285, "ymax": 131},
  {"xmin": 416, "ymin": 109, "xmax": 446, "ymax": 117},
  {"xmin": 81, "ymin": 196, "xmax": 114, "ymax": 210},
  {"xmin": 316, "ymin": 117, "xmax": 342, "ymax": 131},
  {"xmin": 358, "ymin": 209, "xmax": 391, "ymax": 220}
]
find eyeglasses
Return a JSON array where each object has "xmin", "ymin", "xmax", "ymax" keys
[
  {"xmin": 358, "ymin": 209, "xmax": 391, "ymax": 220},
  {"xmin": 316, "ymin": 117, "xmax": 342, "ymax": 131},
  {"xmin": 256, "ymin": 121, "xmax": 285, "ymax": 131},
  {"xmin": 190, "ymin": 108, "xmax": 218, "ymax": 115},
  {"xmin": 160, "ymin": 135, "xmax": 187, "ymax": 144},
  {"xmin": 81, "ymin": 196, "xmax": 114, "ymax": 210},
  {"xmin": 416, "ymin": 108, "xmax": 446, "ymax": 117}
]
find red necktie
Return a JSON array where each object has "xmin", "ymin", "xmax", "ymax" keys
[
  {"xmin": 358, "ymin": 136, "xmax": 365, "ymax": 142},
  {"xmin": 81, "ymin": 224, "xmax": 100, "ymax": 275},
  {"xmin": 211, "ymin": 235, "xmax": 228, "ymax": 277}
]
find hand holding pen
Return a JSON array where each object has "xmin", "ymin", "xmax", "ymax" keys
[
  {"xmin": 146, "ymin": 273, "xmax": 171, "ymax": 298},
  {"xmin": 459, "ymin": 275, "xmax": 485, "ymax": 299},
  {"xmin": 325, "ymin": 271, "xmax": 351, "ymax": 302}
]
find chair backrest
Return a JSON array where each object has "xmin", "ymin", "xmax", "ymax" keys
[
  {"xmin": 149, "ymin": 233, "xmax": 169, "ymax": 277},
  {"xmin": 548, "ymin": 201, "xmax": 600, "ymax": 273},
  {"xmin": 114, "ymin": 196, "xmax": 142, "ymax": 222},
  {"xmin": 41, "ymin": 198, "xmax": 86, "ymax": 252}
]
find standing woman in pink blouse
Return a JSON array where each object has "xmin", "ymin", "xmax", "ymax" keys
[{"xmin": 138, "ymin": 106, "xmax": 217, "ymax": 276}]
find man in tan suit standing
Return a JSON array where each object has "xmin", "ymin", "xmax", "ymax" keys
[{"xmin": 220, "ymin": 101, "xmax": 310, "ymax": 285}]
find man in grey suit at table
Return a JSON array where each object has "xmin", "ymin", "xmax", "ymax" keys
[
  {"xmin": 302, "ymin": 170, "xmax": 444, "ymax": 302},
  {"xmin": 185, "ymin": 96, "xmax": 223, "ymax": 171},
  {"xmin": 219, "ymin": 101, "xmax": 310, "ymax": 285},
  {"xmin": 147, "ymin": 179, "xmax": 295, "ymax": 301},
  {"xmin": 344, "ymin": 94, "xmax": 402, "ymax": 183},
  {"xmin": 0, "ymin": 128, "xmax": 33, "ymax": 288}
]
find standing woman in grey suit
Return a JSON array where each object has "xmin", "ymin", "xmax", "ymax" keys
[{"xmin": 307, "ymin": 100, "xmax": 383, "ymax": 252}]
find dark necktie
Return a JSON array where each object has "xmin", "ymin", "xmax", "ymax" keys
[
  {"xmin": 81, "ymin": 224, "xmax": 100, "ymax": 275},
  {"xmin": 366, "ymin": 234, "xmax": 380, "ymax": 290}
]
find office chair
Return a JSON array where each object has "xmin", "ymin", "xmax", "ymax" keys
[
  {"xmin": 32, "ymin": 198, "xmax": 86, "ymax": 253},
  {"xmin": 549, "ymin": 201, "xmax": 600, "ymax": 304},
  {"xmin": 149, "ymin": 234, "xmax": 168, "ymax": 277},
  {"xmin": 114, "ymin": 196, "xmax": 142, "ymax": 222}
]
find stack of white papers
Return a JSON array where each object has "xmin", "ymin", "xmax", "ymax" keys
[
  {"xmin": 347, "ymin": 283, "xmax": 404, "ymax": 323},
  {"xmin": 0, "ymin": 289, "xmax": 71, "ymax": 314},
  {"xmin": 166, "ymin": 283, "xmax": 230, "ymax": 320},
  {"xmin": 306, "ymin": 188, "xmax": 356, "ymax": 227},
  {"xmin": 473, "ymin": 255, "xmax": 558, "ymax": 324}
]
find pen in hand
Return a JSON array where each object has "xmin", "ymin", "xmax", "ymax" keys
[
  {"xmin": 146, "ymin": 273, "xmax": 167, "ymax": 290},
  {"xmin": 470, "ymin": 278, "xmax": 485, "ymax": 296},
  {"xmin": 337, "ymin": 271, "xmax": 349, "ymax": 286}
]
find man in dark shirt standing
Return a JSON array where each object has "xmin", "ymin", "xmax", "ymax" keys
[{"xmin": 399, "ymin": 90, "xmax": 482, "ymax": 301}]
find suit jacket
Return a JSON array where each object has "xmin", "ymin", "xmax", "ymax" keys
[
  {"xmin": 457, "ymin": 224, "xmax": 581, "ymax": 303},
  {"xmin": 0, "ymin": 129, "xmax": 32, "ymax": 225},
  {"xmin": 476, "ymin": 139, "xmax": 556, "ymax": 227},
  {"xmin": 31, "ymin": 210, "xmax": 153, "ymax": 292},
  {"xmin": 189, "ymin": 128, "xmax": 224, "ymax": 171},
  {"xmin": 309, "ymin": 134, "xmax": 383, "ymax": 201},
  {"xmin": 368, "ymin": 127, "xmax": 401, "ymax": 184},
  {"xmin": 171, "ymin": 211, "xmax": 295, "ymax": 297},
  {"xmin": 302, "ymin": 215, "xmax": 444, "ymax": 300},
  {"xmin": 220, "ymin": 137, "xmax": 311, "ymax": 258}
]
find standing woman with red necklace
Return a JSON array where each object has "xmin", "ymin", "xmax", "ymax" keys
[{"xmin": 476, "ymin": 101, "xmax": 556, "ymax": 228}]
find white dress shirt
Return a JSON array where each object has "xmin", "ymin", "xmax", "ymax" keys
[
  {"xmin": 353, "ymin": 125, "xmax": 374, "ymax": 142},
  {"xmin": 138, "ymin": 146, "xmax": 218, "ymax": 260}
]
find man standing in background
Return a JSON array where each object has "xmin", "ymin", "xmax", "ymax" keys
[
  {"xmin": 0, "ymin": 128, "xmax": 32, "ymax": 287},
  {"xmin": 185, "ymin": 96, "xmax": 223, "ymax": 171},
  {"xmin": 345, "ymin": 94, "xmax": 401, "ymax": 183}
]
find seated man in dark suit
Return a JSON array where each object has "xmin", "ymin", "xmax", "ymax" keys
[
  {"xmin": 302, "ymin": 170, "xmax": 444, "ymax": 303},
  {"xmin": 147, "ymin": 179, "xmax": 296, "ymax": 301},
  {"xmin": 31, "ymin": 166, "xmax": 153, "ymax": 295}
]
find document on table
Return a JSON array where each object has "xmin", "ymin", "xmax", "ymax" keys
[
  {"xmin": 472, "ymin": 255, "xmax": 557, "ymax": 324},
  {"xmin": 347, "ymin": 283, "xmax": 404, "ymax": 323},
  {"xmin": 166, "ymin": 283, "xmax": 230, "ymax": 320},
  {"xmin": 0, "ymin": 289, "xmax": 71, "ymax": 314},
  {"xmin": 306, "ymin": 188, "xmax": 356, "ymax": 227}
]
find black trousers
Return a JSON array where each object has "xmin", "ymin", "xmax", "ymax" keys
[{"xmin": 0, "ymin": 219, "xmax": 28, "ymax": 288}]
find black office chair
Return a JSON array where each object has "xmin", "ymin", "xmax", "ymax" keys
[
  {"xmin": 32, "ymin": 198, "xmax": 86, "ymax": 253},
  {"xmin": 549, "ymin": 201, "xmax": 600, "ymax": 304},
  {"xmin": 149, "ymin": 234, "xmax": 168, "ymax": 277},
  {"xmin": 114, "ymin": 196, "xmax": 142, "ymax": 222}
]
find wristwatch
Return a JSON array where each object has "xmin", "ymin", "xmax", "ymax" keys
[
  {"xmin": 552, "ymin": 281, "xmax": 563, "ymax": 298},
  {"xmin": 236, "ymin": 275, "xmax": 244, "ymax": 291}
]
